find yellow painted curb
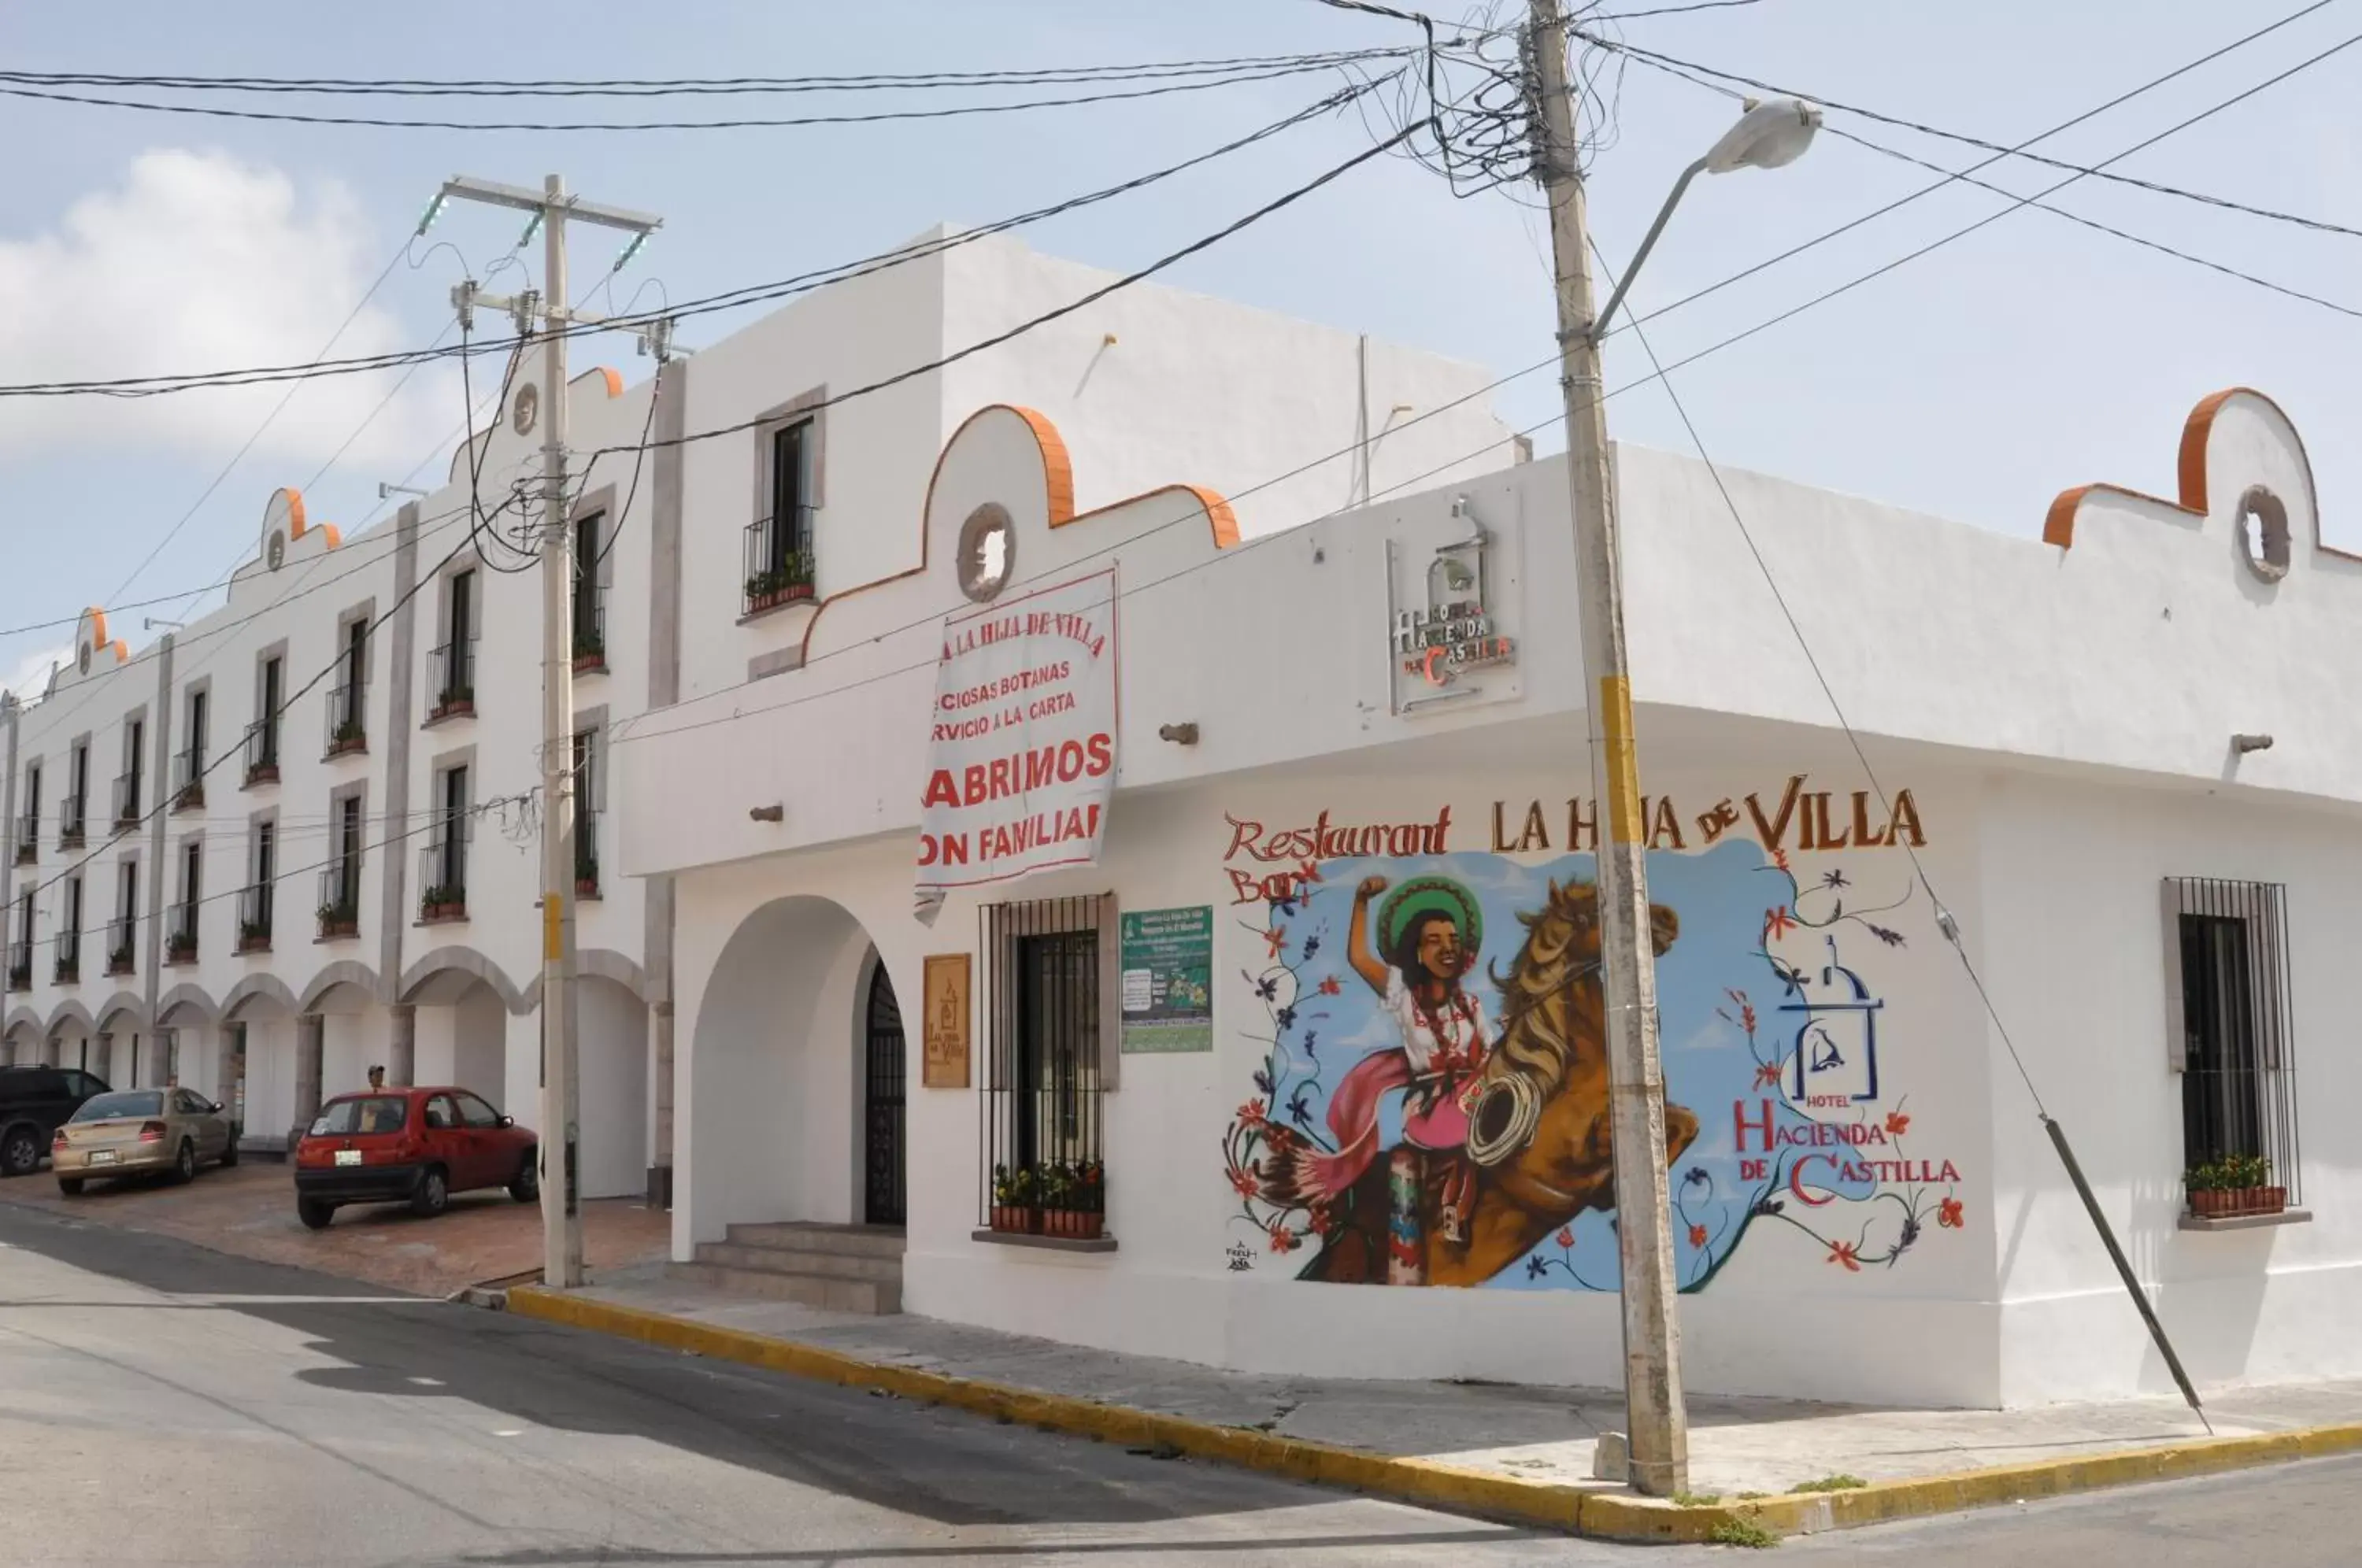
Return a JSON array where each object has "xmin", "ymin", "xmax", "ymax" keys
[{"xmin": 502, "ymin": 1286, "xmax": 2362, "ymax": 1544}]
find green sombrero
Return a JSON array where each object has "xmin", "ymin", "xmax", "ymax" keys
[{"xmin": 1376, "ymin": 876, "xmax": 1483, "ymax": 958}]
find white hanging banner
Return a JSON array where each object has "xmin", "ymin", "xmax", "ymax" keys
[{"xmin": 915, "ymin": 568, "xmax": 1118, "ymax": 920}]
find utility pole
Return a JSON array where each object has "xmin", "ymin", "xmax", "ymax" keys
[
  {"xmin": 434, "ymin": 173, "xmax": 661, "ymax": 1289},
  {"xmin": 1526, "ymin": 1, "xmax": 1690, "ymax": 1496}
]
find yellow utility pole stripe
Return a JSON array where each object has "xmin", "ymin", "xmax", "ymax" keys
[{"xmin": 1599, "ymin": 675, "xmax": 1643, "ymax": 845}]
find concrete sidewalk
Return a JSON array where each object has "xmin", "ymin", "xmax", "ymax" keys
[{"xmin": 513, "ymin": 1263, "xmax": 2362, "ymax": 1541}]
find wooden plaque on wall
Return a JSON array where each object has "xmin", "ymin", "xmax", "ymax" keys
[{"xmin": 921, "ymin": 953, "xmax": 972, "ymax": 1089}]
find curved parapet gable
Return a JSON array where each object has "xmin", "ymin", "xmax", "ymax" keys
[
  {"xmin": 156, "ymin": 983, "xmax": 220, "ymax": 1027},
  {"xmin": 94, "ymin": 990, "xmax": 148, "ymax": 1034},
  {"xmin": 2043, "ymin": 388, "xmax": 2331, "ymax": 571},
  {"xmin": 298, "ymin": 960, "xmax": 383, "ymax": 1013},
  {"xmin": 798, "ymin": 402, "xmax": 1238, "ymax": 666},
  {"xmin": 46, "ymin": 999, "xmax": 96, "ymax": 1038}
]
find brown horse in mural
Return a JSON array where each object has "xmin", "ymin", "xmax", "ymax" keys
[{"xmin": 1300, "ymin": 879, "xmax": 1699, "ymax": 1285}]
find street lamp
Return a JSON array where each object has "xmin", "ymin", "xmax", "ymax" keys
[
  {"xmin": 1593, "ymin": 98, "xmax": 1823, "ymax": 344},
  {"xmin": 1526, "ymin": 0, "xmax": 1821, "ymax": 1498}
]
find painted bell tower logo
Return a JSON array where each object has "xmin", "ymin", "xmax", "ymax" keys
[{"xmin": 1780, "ymin": 934, "xmax": 1883, "ymax": 1107}]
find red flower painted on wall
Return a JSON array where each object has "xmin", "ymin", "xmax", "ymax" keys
[
  {"xmin": 1764, "ymin": 905, "xmax": 1797, "ymax": 941},
  {"xmin": 1262, "ymin": 926, "xmax": 1289, "ymax": 958},
  {"xmin": 1270, "ymin": 1225, "xmax": 1300, "ymax": 1254},
  {"xmin": 1228, "ymin": 1165, "xmax": 1261, "ymax": 1198},
  {"xmin": 1938, "ymin": 1197, "xmax": 1964, "ymax": 1230},
  {"xmin": 1885, "ymin": 1110, "xmax": 1912, "ymax": 1137},
  {"xmin": 1556, "ymin": 1227, "xmax": 1575, "ymax": 1249},
  {"xmin": 1238, "ymin": 1099, "xmax": 1268, "ymax": 1130},
  {"xmin": 1826, "ymin": 1241, "xmax": 1862, "ymax": 1272},
  {"xmin": 1318, "ymin": 975, "xmax": 1342, "ymax": 996},
  {"xmin": 1296, "ymin": 859, "xmax": 1324, "ymax": 884},
  {"xmin": 1753, "ymin": 1062, "xmax": 1783, "ymax": 1090},
  {"xmin": 1688, "ymin": 1224, "xmax": 1709, "ymax": 1249}
]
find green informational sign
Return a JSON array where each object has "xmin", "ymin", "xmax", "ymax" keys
[{"xmin": 1120, "ymin": 905, "xmax": 1213, "ymax": 1054}]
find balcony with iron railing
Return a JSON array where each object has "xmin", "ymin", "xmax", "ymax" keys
[
  {"xmin": 317, "ymin": 862, "xmax": 360, "ymax": 941},
  {"xmin": 237, "ymin": 882, "xmax": 273, "ymax": 955},
  {"xmin": 59, "ymin": 793, "xmax": 86, "ymax": 849},
  {"xmin": 243, "ymin": 719, "xmax": 280, "ymax": 787},
  {"xmin": 572, "ymin": 586, "xmax": 606, "ymax": 675},
  {"xmin": 171, "ymin": 745, "xmax": 205, "ymax": 813},
  {"xmin": 426, "ymin": 638, "xmax": 476, "ymax": 724},
  {"xmin": 53, "ymin": 926, "xmax": 78, "ymax": 986},
  {"xmin": 6, "ymin": 923, "xmax": 31, "ymax": 993},
  {"xmin": 166, "ymin": 898, "xmax": 199, "ymax": 965},
  {"xmin": 323, "ymin": 680, "xmax": 367, "ymax": 760},
  {"xmin": 13, "ymin": 812, "xmax": 33, "ymax": 867},
  {"xmin": 111, "ymin": 771, "xmax": 141, "ymax": 833},
  {"xmin": 575, "ymin": 808, "xmax": 601, "ymax": 900},
  {"xmin": 418, "ymin": 824, "xmax": 468, "ymax": 924},
  {"xmin": 741, "ymin": 505, "xmax": 817, "ymax": 619},
  {"xmin": 105, "ymin": 913, "xmax": 136, "ymax": 977}
]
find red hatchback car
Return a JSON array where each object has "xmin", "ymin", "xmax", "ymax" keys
[{"xmin": 292, "ymin": 1086, "xmax": 537, "ymax": 1230}]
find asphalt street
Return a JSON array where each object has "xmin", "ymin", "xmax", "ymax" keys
[{"xmin": 2, "ymin": 1197, "xmax": 2357, "ymax": 1566}]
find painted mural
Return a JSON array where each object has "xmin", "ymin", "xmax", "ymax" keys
[{"xmin": 1219, "ymin": 786, "xmax": 1966, "ymax": 1289}]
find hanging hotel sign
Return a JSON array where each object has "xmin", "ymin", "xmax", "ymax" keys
[
  {"xmin": 915, "ymin": 567, "xmax": 1119, "ymax": 919},
  {"xmin": 1386, "ymin": 506, "xmax": 1520, "ymax": 714}
]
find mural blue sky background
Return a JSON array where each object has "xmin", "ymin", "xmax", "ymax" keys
[{"xmin": 3, "ymin": 1, "xmax": 2358, "ymax": 698}]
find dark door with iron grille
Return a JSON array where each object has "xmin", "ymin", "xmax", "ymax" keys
[{"xmin": 864, "ymin": 964, "xmax": 906, "ymax": 1226}]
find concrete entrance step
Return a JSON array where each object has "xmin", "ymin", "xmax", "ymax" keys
[
  {"xmin": 723, "ymin": 1221, "xmax": 905, "ymax": 1259},
  {"xmin": 668, "ymin": 1259, "xmax": 901, "ymax": 1315},
  {"xmin": 693, "ymin": 1241, "xmax": 901, "ymax": 1283}
]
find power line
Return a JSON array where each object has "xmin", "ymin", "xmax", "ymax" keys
[
  {"xmin": 95, "ymin": 239, "xmax": 415, "ymax": 611},
  {"xmin": 1582, "ymin": 0, "xmax": 2347, "ymax": 341},
  {"xmin": 0, "ymin": 76, "xmax": 1390, "ymax": 402},
  {"xmin": 1823, "ymin": 123, "xmax": 2362, "ymax": 321},
  {"xmin": 1594, "ymin": 32, "xmax": 2362, "ymax": 242},
  {"xmin": 0, "ymin": 57, "xmax": 1376, "ymax": 134},
  {"xmin": 1586, "ymin": 0, "xmax": 1765, "ymax": 18},
  {"xmin": 0, "ymin": 48, "xmax": 1412, "ymax": 98}
]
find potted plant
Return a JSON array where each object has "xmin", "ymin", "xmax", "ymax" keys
[
  {"xmin": 167, "ymin": 933, "xmax": 198, "ymax": 963},
  {"xmin": 317, "ymin": 900, "xmax": 358, "ymax": 938},
  {"xmin": 576, "ymin": 870, "xmax": 601, "ymax": 898},
  {"xmin": 2186, "ymin": 1154, "xmax": 2287, "ymax": 1219},
  {"xmin": 431, "ymin": 685, "xmax": 473, "ymax": 719},
  {"xmin": 989, "ymin": 1163, "xmax": 1038, "ymax": 1234},
  {"xmin": 1040, "ymin": 1159, "xmax": 1105, "ymax": 1241},
  {"xmin": 329, "ymin": 719, "xmax": 365, "ymax": 755},
  {"xmin": 106, "ymin": 942, "xmax": 135, "ymax": 976},
  {"xmin": 572, "ymin": 629, "xmax": 605, "ymax": 673},
  {"xmin": 236, "ymin": 919, "xmax": 271, "ymax": 953},
  {"xmin": 419, "ymin": 884, "xmax": 465, "ymax": 923}
]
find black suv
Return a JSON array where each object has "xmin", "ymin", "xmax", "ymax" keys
[{"xmin": 0, "ymin": 1065, "xmax": 109, "ymax": 1178}]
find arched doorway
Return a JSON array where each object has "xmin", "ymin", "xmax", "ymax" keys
[{"xmin": 864, "ymin": 962, "xmax": 905, "ymax": 1226}]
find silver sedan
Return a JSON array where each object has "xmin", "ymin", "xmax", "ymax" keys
[{"xmin": 54, "ymin": 1087, "xmax": 239, "ymax": 1193}]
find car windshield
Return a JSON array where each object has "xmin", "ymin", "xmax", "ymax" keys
[
  {"xmin": 310, "ymin": 1096, "xmax": 409, "ymax": 1137},
  {"xmin": 72, "ymin": 1091, "xmax": 163, "ymax": 1122}
]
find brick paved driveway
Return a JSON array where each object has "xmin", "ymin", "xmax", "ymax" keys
[{"xmin": 0, "ymin": 1159, "xmax": 668, "ymax": 1296}]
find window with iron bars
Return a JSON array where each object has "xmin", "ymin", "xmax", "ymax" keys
[
  {"xmin": 2164, "ymin": 877, "xmax": 2301, "ymax": 1208},
  {"xmin": 977, "ymin": 895, "xmax": 1116, "ymax": 1239}
]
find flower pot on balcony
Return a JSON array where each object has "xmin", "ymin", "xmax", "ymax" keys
[
  {"xmin": 421, "ymin": 901, "xmax": 465, "ymax": 924},
  {"xmin": 988, "ymin": 1206, "xmax": 1041, "ymax": 1235},
  {"xmin": 1040, "ymin": 1208, "xmax": 1104, "ymax": 1241},
  {"xmin": 166, "ymin": 940, "xmax": 198, "ymax": 965},
  {"xmin": 235, "ymin": 925, "xmax": 271, "ymax": 955},
  {"xmin": 245, "ymin": 764, "xmax": 279, "ymax": 786},
  {"xmin": 576, "ymin": 876, "xmax": 600, "ymax": 898}
]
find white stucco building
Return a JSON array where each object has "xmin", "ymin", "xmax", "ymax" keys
[
  {"xmin": 618, "ymin": 379, "xmax": 2361, "ymax": 1411},
  {"xmin": 0, "ymin": 228, "xmax": 1514, "ymax": 1213}
]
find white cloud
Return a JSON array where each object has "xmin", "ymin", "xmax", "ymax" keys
[
  {"xmin": 1, "ymin": 642, "xmax": 72, "ymax": 704},
  {"xmin": 0, "ymin": 150, "xmax": 450, "ymax": 467}
]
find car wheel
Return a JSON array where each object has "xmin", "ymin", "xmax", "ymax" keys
[
  {"xmin": 297, "ymin": 1197, "xmax": 335, "ymax": 1230},
  {"xmin": 411, "ymin": 1165, "xmax": 450, "ymax": 1218},
  {"xmin": 220, "ymin": 1137, "xmax": 240, "ymax": 1168},
  {"xmin": 57, "ymin": 1177, "xmax": 84, "ymax": 1196},
  {"xmin": 172, "ymin": 1140, "xmax": 197, "ymax": 1185},
  {"xmin": 509, "ymin": 1146, "xmax": 539, "ymax": 1204},
  {"xmin": 1, "ymin": 1124, "xmax": 43, "ymax": 1178}
]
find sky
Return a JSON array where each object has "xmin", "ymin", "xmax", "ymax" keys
[{"xmin": 2, "ymin": 0, "xmax": 2357, "ymax": 696}]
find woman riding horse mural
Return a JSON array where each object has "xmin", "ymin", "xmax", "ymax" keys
[{"xmin": 1285, "ymin": 874, "xmax": 1491, "ymax": 1244}]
